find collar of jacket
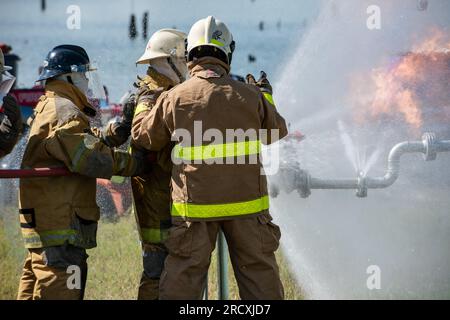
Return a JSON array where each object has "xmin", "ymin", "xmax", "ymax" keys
[
  {"xmin": 44, "ymin": 79, "xmax": 96, "ymax": 117},
  {"xmin": 137, "ymin": 66, "xmax": 175, "ymax": 91},
  {"xmin": 188, "ymin": 57, "xmax": 230, "ymax": 79}
]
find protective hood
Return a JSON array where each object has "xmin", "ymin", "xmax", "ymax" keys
[
  {"xmin": 45, "ymin": 79, "xmax": 96, "ymax": 116},
  {"xmin": 187, "ymin": 56, "xmax": 230, "ymax": 77},
  {"xmin": 150, "ymin": 57, "xmax": 188, "ymax": 85}
]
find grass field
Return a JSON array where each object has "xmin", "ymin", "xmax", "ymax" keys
[{"xmin": 0, "ymin": 208, "xmax": 303, "ymax": 300}]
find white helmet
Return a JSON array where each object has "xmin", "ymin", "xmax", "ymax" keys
[
  {"xmin": 136, "ymin": 28, "xmax": 188, "ymax": 83},
  {"xmin": 187, "ymin": 16, "xmax": 235, "ymax": 64},
  {"xmin": 0, "ymin": 50, "xmax": 12, "ymax": 74},
  {"xmin": 136, "ymin": 29, "xmax": 187, "ymax": 64}
]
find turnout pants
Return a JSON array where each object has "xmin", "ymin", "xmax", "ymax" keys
[
  {"xmin": 159, "ymin": 212, "xmax": 284, "ymax": 300},
  {"xmin": 131, "ymin": 163, "xmax": 172, "ymax": 300},
  {"xmin": 17, "ymin": 244, "xmax": 88, "ymax": 300},
  {"xmin": 137, "ymin": 243, "xmax": 168, "ymax": 300}
]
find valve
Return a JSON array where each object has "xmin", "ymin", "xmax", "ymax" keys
[
  {"xmin": 296, "ymin": 169, "xmax": 311, "ymax": 198},
  {"xmin": 422, "ymin": 132, "xmax": 437, "ymax": 161},
  {"xmin": 356, "ymin": 171, "xmax": 368, "ymax": 198}
]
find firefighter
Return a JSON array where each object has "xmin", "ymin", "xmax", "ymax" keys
[
  {"xmin": 132, "ymin": 16, "xmax": 288, "ymax": 299},
  {"xmin": 0, "ymin": 49, "xmax": 22, "ymax": 158},
  {"xmin": 17, "ymin": 45, "xmax": 145, "ymax": 300},
  {"xmin": 130, "ymin": 29, "xmax": 188, "ymax": 300},
  {"xmin": 89, "ymin": 29, "xmax": 187, "ymax": 299}
]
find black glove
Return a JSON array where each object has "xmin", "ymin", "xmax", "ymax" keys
[
  {"xmin": 246, "ymin": 71, "xmax": 273, "ymax": 95},
  {"xmin": 131, "ymin": 148, "xmax": 156, "ymax": 176},
  {"xmin": 0, "ymin": 95, "xmax": 22, "ymax": 156},
  {"xmin": 0, "ymin": 95, "xmax": 22, "ymax": 134},
  {"xmin": 121, "ymin": 93, "xmax": 136, "ymax": 126}
]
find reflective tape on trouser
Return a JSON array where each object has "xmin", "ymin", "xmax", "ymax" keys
[
  {"xmin": 141, "ymin": 228, "xmax": 169, "ymax": 244},
  {"xmin": 173, "ymin": 140, "xmax": 261, "ymax": 161},
  {"xmin": 171, "ymin": 195, "xmax": 269, "ymax": 219}
]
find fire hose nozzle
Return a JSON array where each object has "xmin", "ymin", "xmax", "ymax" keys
[{"xmin": 422, "ymin": 132, "xmax": 437, "ymax": 161}]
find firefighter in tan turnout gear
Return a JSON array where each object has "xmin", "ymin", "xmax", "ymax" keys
[
  {"xmin": 131, "ymin": 29, "xmax": 188, "ymax": 300},
  {"xmin": 132, "ymin": 16, "xmax": 288, "ymax": 299},
  {"xmin": 0, "ymin": 49, "xmax": 22, "ymax": 158},
  {"xmin": 17, "ymin": 45, "xmax": 144, "ymax": 300}
]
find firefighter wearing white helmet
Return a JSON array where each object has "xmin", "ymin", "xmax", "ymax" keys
[
  {"xmin": 137, "ymin": 28, "xmax": 188, "ymax": 83},
  {"xmin": 132, "ymin": 16, "xmax": 287, "ymax": 300},
  {"xmin": 114, "ymin": 28, "xmax": 188, "ymax": 300},
  {"xmin": 186, "ymin": 15, "xmax": 235, "ymax": 64},
  {"xmin": 101, "ymin": 29, "xmax": 189, "ymax": 149},
  {"xmin": 0, "ymin": 48, "xmax": 22, "ymax": 158}
]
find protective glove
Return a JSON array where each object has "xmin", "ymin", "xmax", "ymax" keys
[
  {"xmin": 246, "ymin": 71, "xmax": 273, "ymax": 95},
  {"xmin": 132, "ymin": 148, "xmax": 157, "ymax": 176},
  {"xmin": 0, "ymin": 95, "xmax": 22, "ymax": 135},
  {"xmin": 0, "ymin": 95, "xmax": 23, "ymax": 157},
  {"xmin": 121, "ymin": 93, "xmax": 136, "ymax": 126}
]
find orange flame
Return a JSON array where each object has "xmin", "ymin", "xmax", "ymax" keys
[{"xmin": 350, "ymin": 28, "xmax": 450, "ymax": 133}]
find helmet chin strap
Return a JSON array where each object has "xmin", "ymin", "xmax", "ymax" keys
[{"xmin": 167, "ymin": 57, "xmax": 185, "ymax": 83}]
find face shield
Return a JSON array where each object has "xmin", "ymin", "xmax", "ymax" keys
[
  {"xmin": 0, "ymin": 70, "xmax": 16, "ymax": 108},
  {"xmin": 70, "ymin": 62, "xmax": 107, "ymax": 102}
]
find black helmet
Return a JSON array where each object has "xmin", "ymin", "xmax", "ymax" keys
[{"xmin": 37, "ymin": 44, "xmax": 90, "ymax": 82}]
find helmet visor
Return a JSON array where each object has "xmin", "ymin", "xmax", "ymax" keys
[{"xmin": 85, "ymin": 62, "xmax": 106, "ymax": 101}]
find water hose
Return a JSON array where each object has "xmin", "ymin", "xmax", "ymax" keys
[{"xmin": 0, "ymin": 167, "xmax": 73, "ymax": 178}]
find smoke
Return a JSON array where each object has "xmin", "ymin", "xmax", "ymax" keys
[{"xmin": 271, "ymin": 0, "xmax": 450, "ymax": 299}]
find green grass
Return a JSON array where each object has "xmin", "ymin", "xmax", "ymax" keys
[{"xmin": 0, "ymin": 209, "xmax": 303, "ymax": 300}]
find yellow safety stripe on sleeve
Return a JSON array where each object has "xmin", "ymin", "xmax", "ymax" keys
[
  {"xmin": 263, "ymin": 92, "xmax": 275, "ymax": 106},
  {"xmin": 134, "ymin": 102, "xmax": 151, "ymax": 117},
  {"xmin": 173, "ymin": 140, "xmax": 261, "ymax": 161},
  {"xmin": 111, "ymin": 175, "xmax": 126, "ymax": 184},
  {"xmin": 171, "ymin": 195, "xmax": 269, "ymax": 219},
  {"xmin": 71, "ymin": 141, "xmax": 92, "ymax": 173},
  {"xmin": 140, "ymin": 227, "xmax": 169, "ymax": 244}
]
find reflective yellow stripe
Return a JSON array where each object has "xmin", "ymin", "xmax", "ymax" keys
[
  {"xmin": 171, "ymin": 195, "xmax": 269, "ymax": 219},
  {"xmin": 22, "ymin": 229, "xmax": 77, "ymax": 248},
  {"xmin": 141, "ymin": 228, "xmax": 169, "ymax": 244},
  {"xmin": 195, "ymin": 37, "xmax": 224, "ymax": 47},
  {"xmin": 196, "ymin": 37, "xmax": 206, "ymax": 46},
  {"xmin": 134, "ymin": 102, "xmax": 150, "ymax": 116},
  {"xmin": 174, "ymin": 140, "xmax": 261, "ymax": 161},
  {"xmin": 263, "ymin": 92, "xmax": 275, "ymax": 106},
  {"xmin": 111, "ymin": 176, "xmax": 126, "ymax": 184},
  {"xmin": 210, "ymin": 39, "xmax": 224, "ymax": 46}
]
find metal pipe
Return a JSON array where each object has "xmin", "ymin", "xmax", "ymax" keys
[
  {"xmin": 292, "ymin": 133, "xmax": 450, "ymax": 198},
  {"xmin": 217, "ymin": 230, "xmax": 229, "ymax": 300}
]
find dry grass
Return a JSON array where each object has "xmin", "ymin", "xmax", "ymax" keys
[{"xmin": 0, "ymin": 210, "xmax": 302, "ymax": 300}]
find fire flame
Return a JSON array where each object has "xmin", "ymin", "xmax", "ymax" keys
[{"xmin": 350, "ymin": 28, "xmax": 450, "ymax": 133}]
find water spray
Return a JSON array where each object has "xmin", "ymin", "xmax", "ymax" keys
[{"xmin": 272, "ymin": 132, "xmax": 450, "ymax": 198}]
